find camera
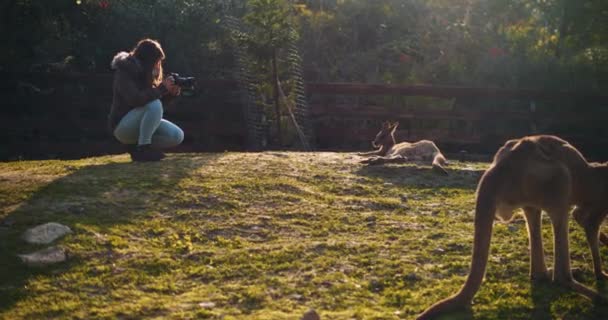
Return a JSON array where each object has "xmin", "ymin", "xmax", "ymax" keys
[
  {"xmin": 168, "ymin": 73, "xmax": 196, "ymax": 89},
  {"xmin": 168, "ymin": 72, "xmax": 196, "ymax": 96}
]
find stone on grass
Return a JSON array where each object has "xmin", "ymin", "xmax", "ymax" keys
[
  {"xmin": 301, "ymin": 308, "xmax": 320, "ymax": 320},
  {"xmin": 198, "ymin": 302, "xmax": 216, "ymax": 309},
  {"xmin": 18, "ymin": 246, "xmax": 66, "ymax": 266},
  {"xmin": 22, "ymin": 222, "xmax": 72, "ymax": 244},
  {"xmin": 289, "ymin": 293, "xmax": 304, "ymax": 301}
]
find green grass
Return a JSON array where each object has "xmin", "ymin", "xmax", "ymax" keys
[{"xmin": 0, "ymin": 152, "xmax": 607, "ymax": 319}]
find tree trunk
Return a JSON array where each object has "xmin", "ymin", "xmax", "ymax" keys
[{"xmin": 272, "ymin": 49, "xmax": 282, "ymax": 146}]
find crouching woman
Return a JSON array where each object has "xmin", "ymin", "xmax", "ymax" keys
[{"xmin": 108, "ymin": 38, "xmax": 184, "ymax": 162}]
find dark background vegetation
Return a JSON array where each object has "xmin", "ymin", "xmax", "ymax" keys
[{"xmin": 1, "ymin": 0, "xmax": 607, "ymax": 160}]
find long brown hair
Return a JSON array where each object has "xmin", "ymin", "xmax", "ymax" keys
[{"xmin": 131, "ymin": 38, "xmax": 165, "ymax": 87}]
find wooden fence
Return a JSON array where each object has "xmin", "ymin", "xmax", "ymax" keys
[
  {"xmin": 0, "ymin": 72, "xmax": 244, "ymax": 160},
  {"xmin": 306, "ymin": 82, "xmax": 608, "ymax": 159},
  {"xmin": 1, "ymin": 72, "xmax": 607, "ymax": 160}
]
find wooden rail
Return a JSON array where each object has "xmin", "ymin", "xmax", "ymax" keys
[
  {"xmin": 306, "ymin": 82, "xmax": 608, "ymax": 101},
  {"xmin": 0, "ymin": 72, "xmax": 245, "ymax": 160},
  {"xmin": 2, "ymin": 72, "xmax": 607, "ymax": 158},
  {"xmin": 305, "ymin": 82, "xmax": 608, "ymax": 155}
]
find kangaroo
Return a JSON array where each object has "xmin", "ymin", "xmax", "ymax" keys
[
  {"xmin": 417, "ymin": 135, "xmax": 608, "ymax": 320},
  {"xmin": 359, "ymin": 121, "xmax": 448, "ymax": 174}
]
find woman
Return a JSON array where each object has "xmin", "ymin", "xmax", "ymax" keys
[{"xmin": 108, "ymin": 39, "xmax": 184, "ymax": 162}]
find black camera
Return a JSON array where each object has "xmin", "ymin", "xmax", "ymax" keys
[{"xmin": 168, "ymin": 73, "xmax": 196, "ymax": 89}]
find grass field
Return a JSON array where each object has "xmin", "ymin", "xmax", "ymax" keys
[{"xmin": 1, "ymin": 152, "xmax": 607, "ymax": 319}]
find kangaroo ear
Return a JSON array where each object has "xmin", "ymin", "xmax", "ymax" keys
[
  {"xmin": 391, "ymin": 121, "xmax": 400, "ymax": 130},
  {"xmin": 382, "ymin": 121, "xmax": 390, "ymax": 129}
]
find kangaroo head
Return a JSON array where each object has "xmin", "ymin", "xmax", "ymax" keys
[{"xmin": 372, "ymin": 121, "xmax": 398, "ymax": 148}]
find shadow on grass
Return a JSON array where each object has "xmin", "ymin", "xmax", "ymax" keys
[
  {"xmin": 428, "ymin": 280, "xmax": 608, "ymax": 320},
  {"xmin": 354, "ymin": 162, "xmax": 485, "ymax": 190},
  {"xmin": 488, "ymin": 279, "xmax": 608, "ymax": 320},
  {"xmin": 0, "ymin": 153, "xmax": 223, "ymax": 314}
]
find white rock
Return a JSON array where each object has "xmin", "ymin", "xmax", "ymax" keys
[
  {"xmin": 290, "ymin": 293, "xmax": 304, "ymax": 301},
  {"xmin": 18, "ymin": 246, "xmax": 67, "ymax": 266},
  {"xmin": 22, "ymin": 222, "xmax": 72, "ymax": 244},
  {"xmin": 198, "ymin": 302, "xmax": 216, "ymax": 309}
]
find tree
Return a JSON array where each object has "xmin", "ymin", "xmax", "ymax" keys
[{"xmin": 243, "ymin": 0, "xmax": 298, "ymax": 145}]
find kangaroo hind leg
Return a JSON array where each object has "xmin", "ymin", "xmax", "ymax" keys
[
  {"xmin": 574, "ymin": 207, "xmax": 608, "ymax": 281},
  {"xmin": 549, "ymin": 207, "xmax": 605, "ymax": 302}
]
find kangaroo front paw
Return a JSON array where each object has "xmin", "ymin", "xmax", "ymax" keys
[{"xmin": 361, "ymin": 157, "xmax": 383, "ymax": 165}]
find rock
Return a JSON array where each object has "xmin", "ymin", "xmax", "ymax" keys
[
  {"xmin": 432, "ymin": 247, "xmax": 445, "ymax": 254},
  {"xmin": 22, "ymin": 222, "xmax": 72, "ymax": 244},
  {"xmin": 18, "ymin": 246, "xmax": 67, "ymax": 266},
  {"xmin": 198, "ymin": 302, "xmax": 216, "ymax": 309},
  {"xmin": 289, "ymin": 293, "xmax": 304, "ymax": 301},
  {"xmin": 301, "ymin": 309, "xmax": 320, "ymax": 320}
]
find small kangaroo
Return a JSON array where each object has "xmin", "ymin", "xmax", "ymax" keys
[
  {"xmin": 359, "ymin": 121, "xmax": 448, "ymax": 174},
  {"xmin": 418, "ymin": 135, "xmax": 608, "ymax": 320}
]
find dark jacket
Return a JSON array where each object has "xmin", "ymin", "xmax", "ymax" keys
[{"xmin": 108, "ymin": 52, "xmax": 168, "ymax": 131}]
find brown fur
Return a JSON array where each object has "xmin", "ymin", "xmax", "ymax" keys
[
  {"xmin": 417, "ymin": 135, "xmax": 608, "ymax": 319},
  {"xmin": 359, "ymin": 121, "xmax": 448, "ymax": 174}
]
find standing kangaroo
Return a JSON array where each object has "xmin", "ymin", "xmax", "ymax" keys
[
  {"xmin": 359, "ymin": 121, "xmax": 448, "ymax": 174},
  {"xmin": 417, "ymin": 135, "xmax": 608, "ymax": 319}
]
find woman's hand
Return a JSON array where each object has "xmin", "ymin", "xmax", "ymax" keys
[{"xmin": 162, "ymin": 76, "xmax": 181, "ymax": 96}]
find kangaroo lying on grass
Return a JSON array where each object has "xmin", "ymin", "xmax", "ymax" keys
[
  {"xmin": 418, "ymin": 135, "xmax": 608, "ymax": 320},
  {"xmin": 359, "ymin": 121, "xmax": 448, "ymax": 174}
]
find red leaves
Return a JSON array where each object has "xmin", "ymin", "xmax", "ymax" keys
[
  {"xmin": 399, "ymin": 53, "xmax": 413, "ymax": 63},
  {"xmin": 99, "ymin": 0, "xmax": 109, "ymax": 9},
  {"xmin": 488, "ymin": 47, "xmax": 506, "ymax": 58}
]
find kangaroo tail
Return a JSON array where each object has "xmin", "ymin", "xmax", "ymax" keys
[{"xmin": 417, "ymin": 172, "xmax": 497, "ymax": 320}]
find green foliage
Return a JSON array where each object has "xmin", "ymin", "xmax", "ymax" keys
[
  {"xmin": 294, "ymin": 0, "xmax": 607, "ymax": 89},
  {"xmin": 243, "ymin": 0, "xmax": 297, "ymax": 58},
  {"xmin": 0, "ymin": 0, "xmax": 605, "ymax": 89},
  {"xmin": 0, "ymin": 0, "xmax": 229, "ymax": 77}
]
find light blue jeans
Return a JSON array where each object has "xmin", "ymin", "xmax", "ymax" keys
[{"xmin": 113, "ymin": 99, "xmax": 184, "ymax": 148}]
